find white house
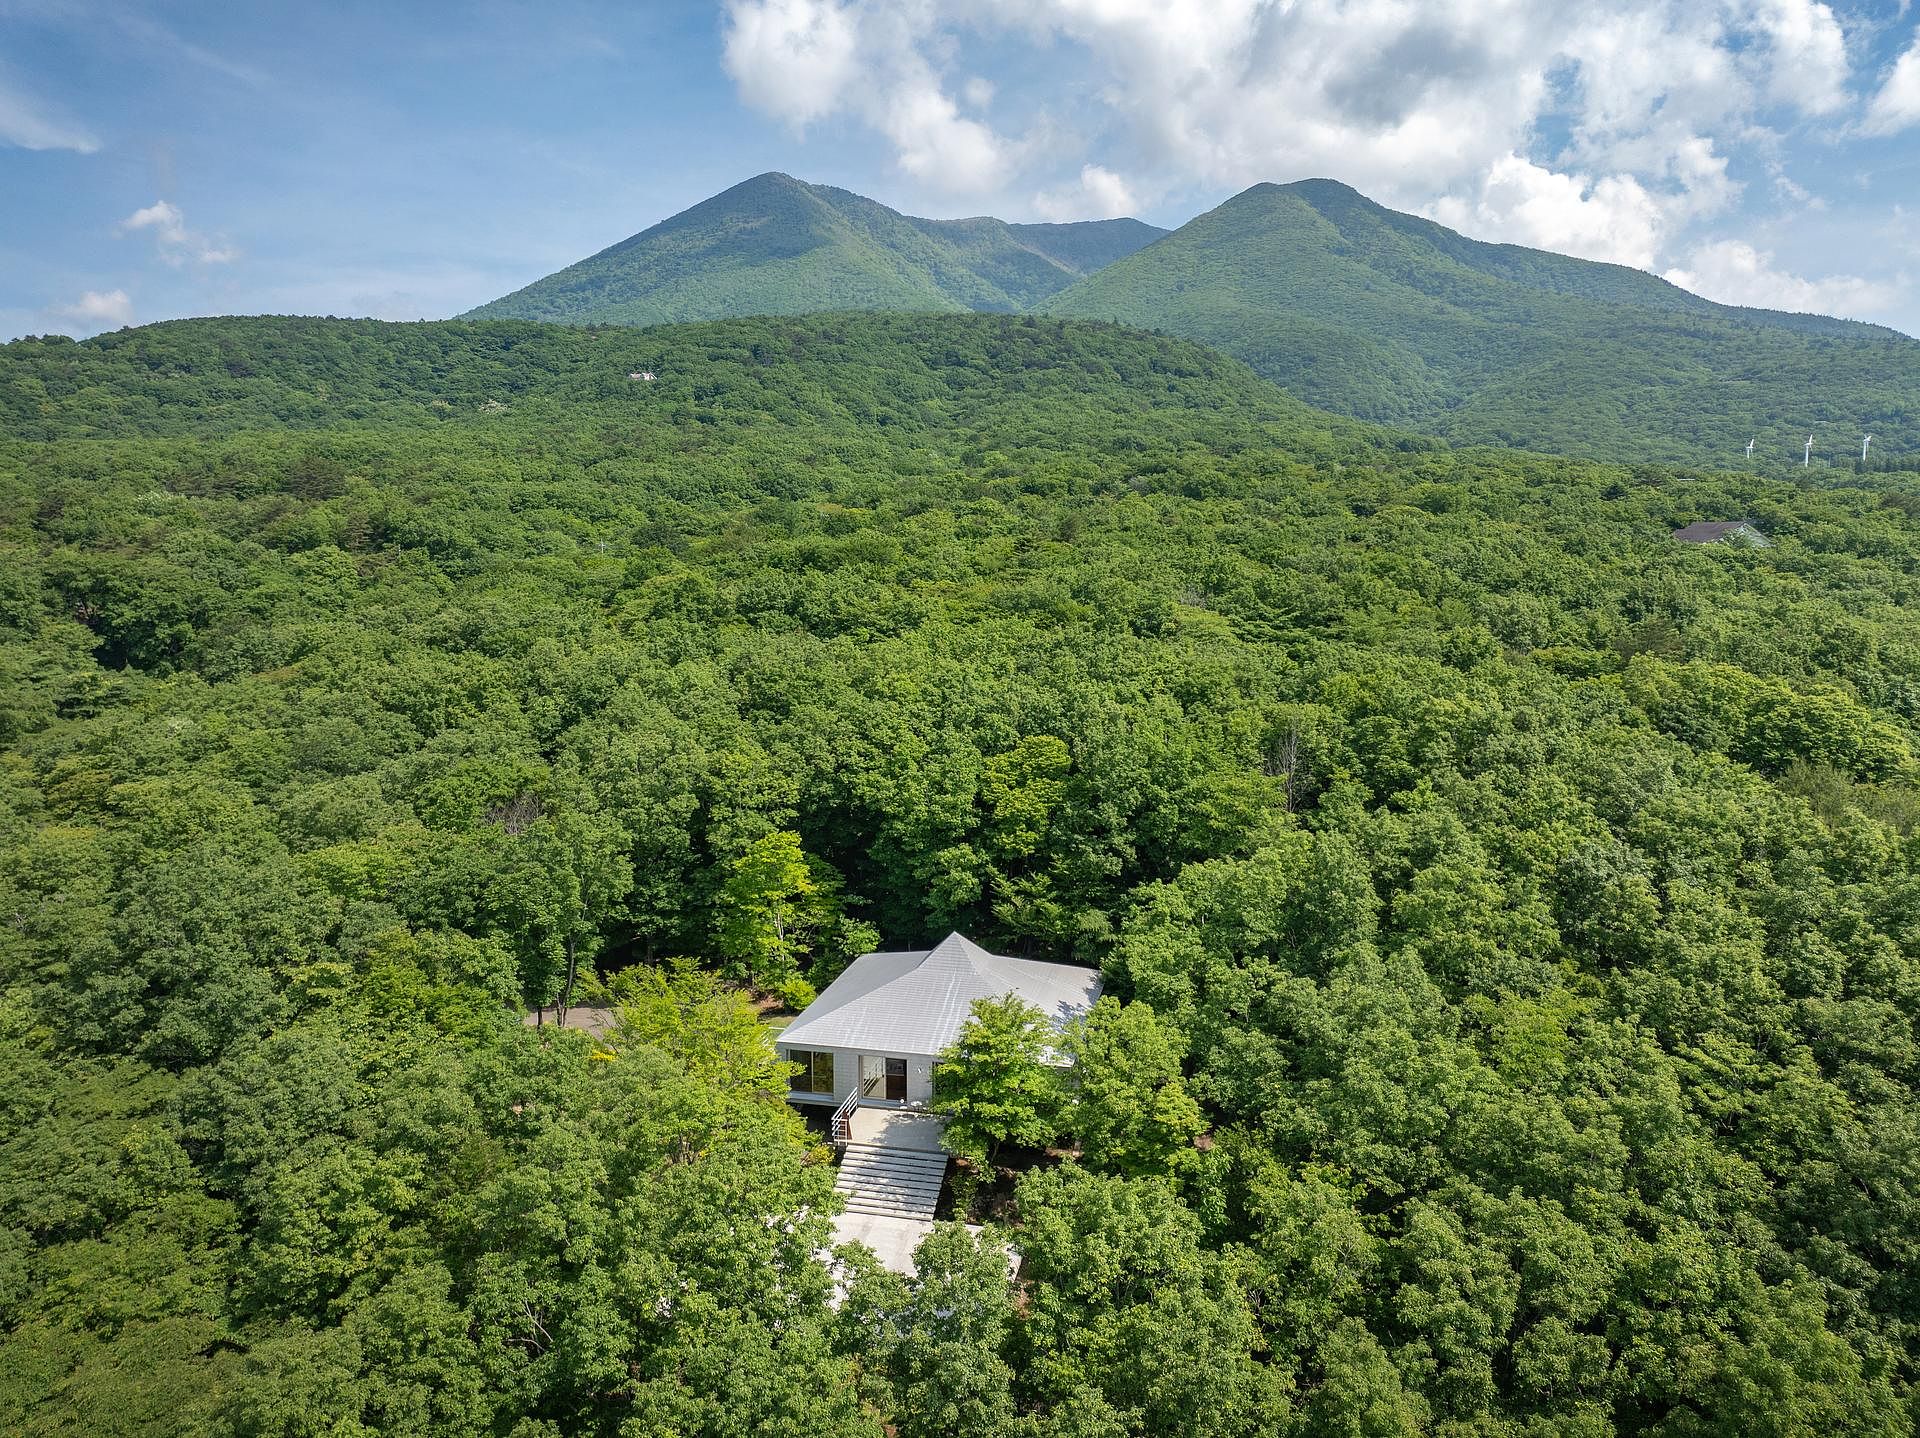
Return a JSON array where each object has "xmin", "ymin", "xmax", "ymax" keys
[{"xmin": 776, "ymin": 932, "xmax": 1101, "ymax": 1111}]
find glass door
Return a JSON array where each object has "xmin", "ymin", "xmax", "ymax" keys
[{"xmin": 859, "ymin": 1055, "xmax": 909, "ymax": 1102}]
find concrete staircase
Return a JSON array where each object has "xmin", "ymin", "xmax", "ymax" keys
[{"xmin": 835, "ymin": 1140, "xmax": 948, "ymax": 1220}]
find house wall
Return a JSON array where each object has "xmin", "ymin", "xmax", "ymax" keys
[
  {"xmin": 906, "ymin": 1053, "xmax": 934, "ymax": 1105},
  {"xmin": 776, "ymin": 1041, "xmax": 936, "ymax": 1107}
]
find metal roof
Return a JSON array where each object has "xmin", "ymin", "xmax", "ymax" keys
[{"xmin": 775, "ymin": 932, "xmax": 1102, "ymax": 1057}]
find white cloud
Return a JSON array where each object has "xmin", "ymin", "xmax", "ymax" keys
[
  {"xmin": 721, "ymin": 0, "xmax": 861, "ymax": 128},
  {"xmin": 1033, "ymin": 163, "xmax": 1138, "ymax": 221},
  {"xmin": 1863, "ymin": 38, "xmax": 1920, "ymax": 136},
  {"xmin": 978, "ymin": 0, "xmax": 1553, "ymax": 202},
  {"xmin": 49, "ymin": 289, "xmax": 134, "ymax": 332},
  {"xmin": 1430, "ymin": 154, "xmax": 1668, "ymax": 267},
  {"xmin": 0, "ymin": 79, "xmax": 99, "ymax": 152},
  {"xmin": 879, "ymin": 59, "xmax": 1009, "ymax": 190},
  {"xmin": 122, "ymin": 200, "xmax": 185, "ymax": 237},
  {"xmin": 715, "ymin": 0, "xmax": 1902, "ymax": 323},
  {"xmin": 1663, "ymin": 239, "xmax": 1902, "ymax": 318},
  {"xmin": 724, "ymin": 0, "xmax": 1013, "ymax": 191},
  {"xmin": 1771, "ymin": 170, "xmax": 1823, "ymax": 208},
  {"xmin": 1749, "ymin": 1, "xmax": 1848, "ymax": 115},
  {"xmin": 119, "ymin": 200, "xmax": 239, "ymax": 265}
]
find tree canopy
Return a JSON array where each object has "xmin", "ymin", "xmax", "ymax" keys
[
  {"xmin": 932, "ymin": 995, "xmax": 1064, "ymax": 1166},
  {"xmin": 1, "ymin": 309, "xmax": 1918, "ymax": 1433}
]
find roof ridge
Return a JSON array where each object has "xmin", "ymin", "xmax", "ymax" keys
[{"xmin": 921, "ymin": 931, "xmax": 996, "ymax": 973}]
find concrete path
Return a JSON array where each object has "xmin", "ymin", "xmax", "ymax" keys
[
  {"xmin": 830, "ymin": 1212, "xmax": 993, "ymax": 1275},
  {"xmin": 831, "ymin": 1212, "xmax": 936, "ymax": 1273},
  {"xmin": 829, "ymin": 1106, "xmax": 951, "ymax": 1272}
]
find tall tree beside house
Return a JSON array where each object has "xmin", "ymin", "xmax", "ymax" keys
[
  {"xmin": 609, "ymin": 960, "xmax": 793, "ymax": 1097},
  {"xmin": 1063, "ymin": 997, "xmax": 1205, "ymax": 1178},
  {"xmin": 491, "ymin": 805, "xmax": 632, "ymax": 1016},
  {"xmin": 808, "ymin": 910, "xmax": 883, "ymax": 995},
  {"xmin": 717, "ymin": 830, "xmax": 831, "ymax": 1001},
  {"xmin": 931, "ymin": 995, "xmax": 1064, "ymax": 1168}
]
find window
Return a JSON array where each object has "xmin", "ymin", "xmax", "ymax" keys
[{"xmin": 787, "ymin": 1048, "xmax": 835, "ymax": 1095}]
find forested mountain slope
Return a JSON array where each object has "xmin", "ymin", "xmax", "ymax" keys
[
  {"xmin": 463, "ymin": 172, "xmax": 1165, "ymax": 325},
  {"xmin": 2, "ymin": 312, "xmax": 1920, "ymax": 1435},
  {"xmin": 460, "ymin": 171, "xmax": 1918, "ymax": 472},
  {"xmin": 1043, "ymin": 178, "xmax": 1920, "ymax": 466}
]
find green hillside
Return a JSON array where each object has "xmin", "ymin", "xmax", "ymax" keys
[
  {"xmin": 1043, "ymin": 178, "xmax": 1920, "ymax": 466},
  {"xmin": 464, "ymin": 172, "xmax": 1165, "ymax": 325},
  {"xmin": 1005, "ymin": 217, "xmax": 1168, "ymax": 273},
  {"xmin": 5, "ymin": 310, "xmax": 1920, "ymax": 1433},
  {"xmin": 0, "ymin": 311, "xmax": 1327, "ymax": 444}
]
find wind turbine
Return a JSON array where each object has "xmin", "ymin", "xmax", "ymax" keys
[
  {"xmin": 1804, "ymin": 435, "xmax": 1814, "ymax": 468},
  {"xmin": 1863, "ymin": 434, "xmax": 1873, "ymax": 463},
  {"xmin": 1745, "ymin": 437, "xmax": 1756, "ymax": 460}
]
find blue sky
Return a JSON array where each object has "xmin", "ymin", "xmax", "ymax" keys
[{"xmin": 5, "ymin": 1, "xmax": 1920, "ymax": 341}]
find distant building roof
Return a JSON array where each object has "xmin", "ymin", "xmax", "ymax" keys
[
  {"xmin": 775, "ymin": 932, "xmax": 1101, "ymax": 1058},
  {"xmin": 1672, "ymin": 519, "xmax": 1768, "ymax": 545}
]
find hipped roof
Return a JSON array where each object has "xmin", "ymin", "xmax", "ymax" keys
[{"xmin": 776, "ymin": 932, "xmax": 1101, "ymax": 1057}]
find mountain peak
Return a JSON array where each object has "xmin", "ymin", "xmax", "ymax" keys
[
  {"xmin": 726, "ymin": 170, "xmax": 810, "ymax": 197},
  {"xmin": 463, "ymin": 175, "xmax": 1166, "ymax": 328},
  {"xmin": 1043, "ymin": 173, "xmax": 1907, "ymax": 465},
  {"xmin": 1227, "ymin": 177, "xmax": 1365, "ymax": 204},
  {"xmin": 1283, "ymin": 177, "xmax": 1370, "ymax": 207}
]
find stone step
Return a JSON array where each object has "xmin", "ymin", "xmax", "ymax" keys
[
  {"xmin": 838, "ymin": 1178, "xmax": 943, "ymax": 1203},
  {"xmin": 837, "ymin": 1167, "xmax": 940, "ymax": 1190},
  {"xmin": 840, "ymin": 1155, "xmax": 941, "ymax": 1172},
  {"xmin": 841, "ymin": 1197, "xmax": 940, "ymax": 1220},
  {"xmin": 838, "ymin": 1174, "xmax": 936, "ymax": 1191},
  {"xmin": 841, "ymin": 1142, "xmax": 947, "ymax": 1163},
  {"xmin": 839, "ymin": 1157, "xmax": 943, "ymax": 1178},
  {"xmin": 835, "ymin": 1139, "xmax": 948, "ymax": 1222},
  {"xmin": 844, "ymin": 1151, "xmax": 948, "ymax": 1174},
  {"xmin": 839, "ymin": 1158, "xmax": 946, "ymax": 1185},
  {"xmin": 837, "ymin": 1174, "xmax": 940, "ymax": 1198},
  {"xmin": 838, "ymin": 1179, "xmax": 940, "ymax": 1200}
]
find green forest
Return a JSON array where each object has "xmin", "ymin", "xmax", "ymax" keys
[{"xmin": 3, "ymin": 311, "xmax": 1919, "ymax": 1435}]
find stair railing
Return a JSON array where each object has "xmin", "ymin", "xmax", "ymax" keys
[{"xmin": 830, "ymin": 1086, "xmax": 861, "ymax": 1151}]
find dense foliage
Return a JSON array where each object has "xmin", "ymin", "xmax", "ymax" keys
[
  {"xmin": 3, "ymin": 311, "xmax": 1919, "ymax": 1435},
  {"xmin": 464, "ymin": 172, "xmax": 1166, "ymax": 326},
  {"xmin": 1044, "ymin": 178, "xmax": 1920, "ymax": 468}
]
